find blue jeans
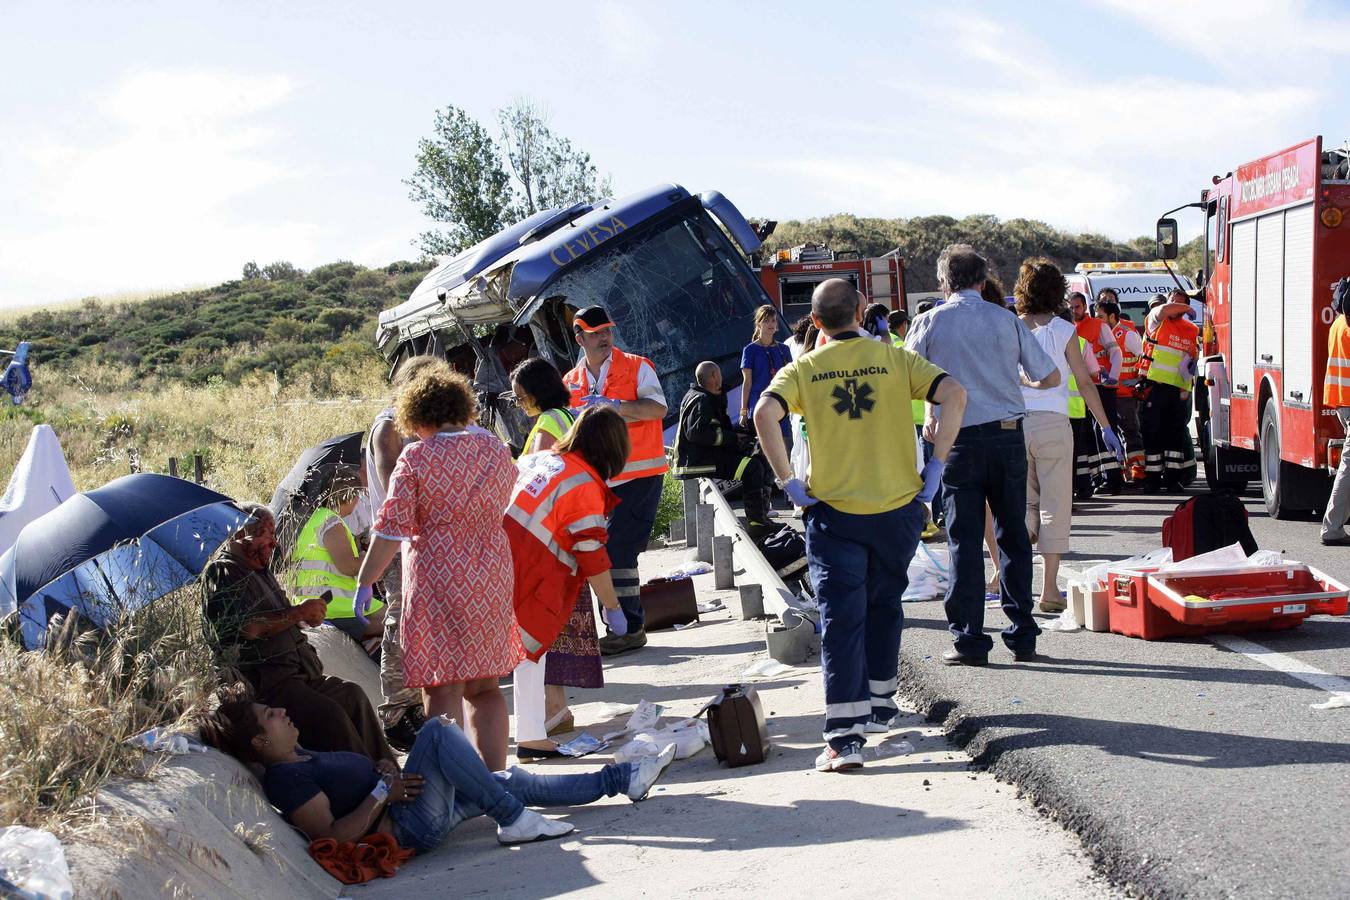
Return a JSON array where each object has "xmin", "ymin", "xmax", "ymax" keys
[
  {"xmin": 804, "ymin": 500, "xmax": 925, "ymax": 751},
  {"xmin": 390, "ymin": 718, "xmax": 630, "ymax": 852},
  {"xmin": 607, "ymin": 474, "xmax": 664, "ymax": 631},
  {"xmin": 941, "ymin": 419, "xmax": 1041, "ymax": 656}
]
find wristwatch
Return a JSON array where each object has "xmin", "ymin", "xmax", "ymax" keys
[{"xmin": 774, "ymin": 475, "xmax": 793, "ymax": 489}]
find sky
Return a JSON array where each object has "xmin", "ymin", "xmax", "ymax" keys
[{"xmin": 2, "ymin": 0, "xmax": 1348, "ymax": 307}]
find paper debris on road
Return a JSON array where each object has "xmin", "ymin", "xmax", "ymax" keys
[
  {"xmin": 741, "ymin": 658, "xmax": 794, "ymax": 678},
  {"xmin": 625, "ymin": 700, "xmax": 665, "ymax": 732},
  {"xmin": 614, "ymin": 719, "xmax": 710, "ymax": 762},
  {"xmin": 593, "ymin": 701, "xmax": 638, "ymax": 720},
  {"xmin": 696, "ymin": 598, "xmax": 725, "ymax": 613},
  {"xmin": 1046, "ymin": 608, "xmax": 1082, "ymax": 632},
  {"xmin": 671, "ymin": 561, "xmax": 712, "ymax": 577},
  {"xmin": 556, "ymin": 733, "xmax": 609, "ymax": 757},
  {"xmin": 673, "ymin": 620, "xmax": 701, "ymax": 630},
  {"xmin": 1310, "ymin": 695, "xmax": 1350, "ymax": 710},
  {"xmin": 872, "ymin": 739, "xmax": 915, "ymax": 759}
]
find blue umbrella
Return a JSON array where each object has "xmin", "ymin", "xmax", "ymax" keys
[{"xmin": 0, "ymin": 473, "xmax": 248, "ymax": 649}]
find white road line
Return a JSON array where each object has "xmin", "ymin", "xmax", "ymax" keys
[{"xmin": 1208, "ymin": 634, "xmax": 1350, "ymax": 700}]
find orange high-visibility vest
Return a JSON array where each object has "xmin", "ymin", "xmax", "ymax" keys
[
  {"xmin": 1112, "ymin": 319, "xmax": 1141, "ymax": 398},
  {"xmin": 505, "ymin": 450, "xmax": 617, "ymax": 660},
  {"xmin": 564, "ymin": 347, "xmax": 667, "ymax": 483},
  {"xmin": 1075, "ymin": 317, "xmax": 1112, "ymax": 383},
  {"xmin": 1324, "ymin": 316, "xmax": 1350, "ymax": 407},
  {"xmin": 1145, "ymin": 316, "xmax": 1199, "ymax": 389}
]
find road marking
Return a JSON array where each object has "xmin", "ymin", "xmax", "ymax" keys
[{"xmin": 1209, "ymin": 634, "xmax": 1350, "ymax": 701}]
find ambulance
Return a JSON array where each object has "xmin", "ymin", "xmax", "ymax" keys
[{"xmin": 1066, "ymin": 262, "xmax": 1200, "ymax": 328}]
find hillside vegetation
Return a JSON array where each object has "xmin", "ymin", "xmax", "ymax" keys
[
  {"xmin": 764, "ymin": 213, "xmax": 1159, "ymax": 292},
  {"xmin": 0, "ymin": 260, "xmax": 433, "ymax": 386}
]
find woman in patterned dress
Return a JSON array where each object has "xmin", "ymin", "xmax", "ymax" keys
[
  {"xmin": 357, "ymin": 367, "xmax": 521, "ymax": 771},
  {"xmin": 509, "ymin": 358, "xmax": 604, "ymax": 736}
]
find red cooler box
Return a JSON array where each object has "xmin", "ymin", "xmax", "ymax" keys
[{"xmin": 1107, "ymin": 564, "xmax": 1349, "ymax": 641}]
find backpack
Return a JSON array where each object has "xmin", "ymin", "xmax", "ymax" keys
[
  {"xmin": 758, "ymin": 526, "xmax": 807, "ymax": 577},
  {"xmin": 1162, "ymin": 491, "xmax": 1258, "ymax": 561}
]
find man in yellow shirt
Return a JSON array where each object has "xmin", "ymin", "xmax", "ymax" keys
[{"xmin": 754, "ymin": 278, "xmax": 967, "ymax": 772}]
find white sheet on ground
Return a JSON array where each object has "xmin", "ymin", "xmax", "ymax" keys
[{"xmin": 0, "ymin": 425, "xmax": 76, "ymax": 557}]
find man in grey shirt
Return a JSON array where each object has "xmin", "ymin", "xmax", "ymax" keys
[{"xmin": 907, "ymin": 244, "xmax": 1060, "ymax": 665}]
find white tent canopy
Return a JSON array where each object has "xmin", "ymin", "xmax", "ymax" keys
[{"xmin": 0, "ymin": 425, "xmax": 76, "ymax": 557}]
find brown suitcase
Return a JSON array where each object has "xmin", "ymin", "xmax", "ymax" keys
[
  {"xmin": 706, "ymin": 684, "xmax": 769, "ymax": 767},
  {"xmin": 640, "ymin": 576, "xmax": 698, "ymax": 631}
]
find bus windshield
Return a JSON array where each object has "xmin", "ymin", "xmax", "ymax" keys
[{"xmin": 535, "ymin": 206, "xmax": 768, "ymax": 407}]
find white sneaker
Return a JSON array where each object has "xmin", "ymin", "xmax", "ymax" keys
[
  {"xmin": 497, "ymin": 808, "xmax": 575, "ymax": 844},
  {"xmin": 863, "ymin": 716, "xmax": 894, "ymax": 734},
  {"xmin": 814, "ymin": 743, "xmax": 864, "ymax": 772},
  {"xmin": 626, "ymin": 743, "xmax": 677, "ymax": 801}
]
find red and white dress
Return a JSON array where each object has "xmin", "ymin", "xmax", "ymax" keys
[{"xmin": 373, "ymin": 429, "xmax": 522, "ymax": 687}]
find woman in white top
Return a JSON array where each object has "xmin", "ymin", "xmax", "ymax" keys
[{"xmin": 1013, "ymin": 259, "xmax": 1118, "ymax": 612}]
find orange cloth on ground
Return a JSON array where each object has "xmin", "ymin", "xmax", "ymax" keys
[{"xmin": 307, "ymin": 832, "xmax": 415, "ymax": 884}]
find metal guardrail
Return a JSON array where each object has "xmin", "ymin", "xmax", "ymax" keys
[{"xmin": 696, "ymin": 478, "xmax": 797, "ymax": 619}]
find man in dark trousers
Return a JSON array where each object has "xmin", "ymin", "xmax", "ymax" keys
[
  {"xmin": 203, "ymin": 503, "xmax": 396, "ymax": 765},
  {"xmin": 755, "ymin": 278, "xmax": 967, "ymax": 772},
  {"xmin": 673, "ymin": 360, "xmax": 772, "ymax": 530},
  {"xmin": 907, "ymin": 244, "xmax": 1059, "ymax": 666}
]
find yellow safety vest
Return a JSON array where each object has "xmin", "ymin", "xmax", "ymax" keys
[
  {"xmin": 893, "ymin": 336, "xmax": 926, "ymax": 425},
  {"xmin": 1068, "ymin": 337, "xmax": 1086, "ymax": 419},
  {"xmin": 523, "ymin": 408, "xmax": 575, "ymax": 456},
  {"xmin": 1146, "ymin": 316, "xmax": 1199, "ymax": 390},
  {"xmin": 290, "ymin": 507, "xmax": 383, "ymax": 620}
]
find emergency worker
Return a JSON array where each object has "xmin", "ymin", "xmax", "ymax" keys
[
  {"xmin": 562, "ymin": 306, "xmax": 668, "ymax": 655},
  {"xmin": 507, "ymin": 407, "xmax": 630, "ymax": 757},
  {"xmin": 1097, "ymin": 299, "xmax": 1147, "ymax": 481},
  {"xmin": 1071, "ymin": 291, "xmax": 1124, "ymax": 492},
  {"xmin": 754, "ymin": 278, "xmax": 967, "ymax": 771},
  {"xmin": 673, "ymin": 361, "xmax": 772, "ymax": 528},
  {"xmin": 1321, "ymin": 286, "xmax": 1350, "ymax": 545},
  {"xmin": 1139, "ymin": 295, "xmax": 1199, "ymax": 490}
]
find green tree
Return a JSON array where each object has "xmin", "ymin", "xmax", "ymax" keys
[
  {"xmin": 405, "ymin": 105, "xmax": 512, "ymax": 256},
  {"xmin": 497, "ymin": 97, "xmax": 612, "ymax": 219}
]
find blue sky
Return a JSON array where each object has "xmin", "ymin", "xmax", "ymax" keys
[{"xmin": 2, "ymin": 0, "xmax": 1346, "ymax": 306}]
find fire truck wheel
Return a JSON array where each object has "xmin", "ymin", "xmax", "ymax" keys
[{"xmin": 1260, "ymin": 404, "xmax": 1303, "ymax": 520}]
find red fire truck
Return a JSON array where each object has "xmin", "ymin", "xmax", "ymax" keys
[
  {"xmin": 1157, "ymin": 136, "xmax": 1350, "ymax": 517},
  {"xmin": 756, "ymin": 244, "xmax": 907, "ymax": 323}
]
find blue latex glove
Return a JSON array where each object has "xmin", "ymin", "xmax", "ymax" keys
[
  {"xmin": 916, "ymin": 457, "xmax": 944, "ymax": 503},
  {"xmin": 1101, "ymin": 427, "xmax": 1125, "ymax": 463},
  {"xmin": 781, "ymin": 477, "xmax": 818, "ymax": 508},
  {"xmin": 353, "ymin": 585, "xmax": 374, "ymax": 627},
  {"xmin": 581, "ymin": 394, "xmax": 621, "ymax": 410},
  {"xmin": 602, "ymin": 606, "xmax": 628, "ymax": 636}
]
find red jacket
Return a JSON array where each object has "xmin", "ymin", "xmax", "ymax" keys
[{"xmin": 504, "ymin": 450, "xmax": 617, "ymax": 660}]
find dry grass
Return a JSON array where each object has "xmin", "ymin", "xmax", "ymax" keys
[
  {"xmin": 0, "ymin": 285, "xmax": 205, "ymax": 325},
  {"xmin": 0, "ymin": 357, "xmax": 394, "ymax": 836},
  {"xmin": 0, "ymin": 356, "xmax": 390, "ymax": 504},
  {"xmin": 0, "ymin": 590, "xmax": 219, "ymax": 837}
]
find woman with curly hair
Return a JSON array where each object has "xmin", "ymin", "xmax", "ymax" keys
[
  {"xmin": 1013, "ymin": 258, "xmax": 1117, "ymax": 611},
  {"xmin": 355, "ymin": 366, "xmax": 520, "ymax": 770}
]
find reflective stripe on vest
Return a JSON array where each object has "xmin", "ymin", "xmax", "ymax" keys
[
  {"xmin": 1325, "ymin": 319, "xmax": 1350, "ymax": 407},
  {"xmin": 1146, "ymin": 317, "xmax": 1198, "ymax": 390},
  {"xmin": 523, "ymin": 408, "xmax": 574, "ymax": 456},
  {"xmin": 564, "ymin": 347, "xmax": 667, "ymax": 483},
  {"xmin": 291, "ymin": 507, "xmax": 382, "ymax": 620},
  {"xmin": 507, "ymin": 456, "xmax": 608, "ymax": 575},
  {"xmin": 1112, "ymin": 320, "xmax": 1140, "ymax": 397},
  {"xmin": 1068, "ymin": 337, "xmax": 1085, "ymax": 419}
]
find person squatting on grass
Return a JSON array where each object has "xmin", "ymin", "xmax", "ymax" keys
[
  {"xmin": 202, "ymin": 505, "xmax": 396, "ymax": 765},
  {"xmin": 754, "ymin": 277, "xmax": 968, "ymax": 772},
  {"xmin": 200, "ymin": 700, "xmax": 677, "ymax": 852}
]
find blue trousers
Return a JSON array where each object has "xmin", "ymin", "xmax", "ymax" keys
[
  {"xmin": 390, "ymin": 717, "xmax": 630, "ymax": 852},
  {"xmin": 941, "ymin": 420, "xmax": 1041, "ymax": 656},
  {"xmin": 805, "ymin": 500, "xmax": 924, "ymax": 751},
  {"xmin": 607, "ymin": 474, "xmax": 664, "ymax": 631}
]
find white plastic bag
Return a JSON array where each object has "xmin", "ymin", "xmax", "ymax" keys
[
  {"xmin": 903, "ymin": 543, "xmax": 951, "ymax": 602},
  {"xmin": 1157, "ymin": 542, "xmax": 1251, "ymax": 572},
  {"xmin": 0, "ymin": 827, "xmax": 73, "ymax": 900},
  {"xmin": 1046, "ymin": 608, "xmax": 1082, "ymax": 632},
  {"xmin": 614, "ymin": 719, "xmax": 710, "ymax": 762}
]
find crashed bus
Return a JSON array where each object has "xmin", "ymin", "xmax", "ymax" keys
[{"xmin": 376, "ymin": 184, "xmax": 776, "ymax": 449}]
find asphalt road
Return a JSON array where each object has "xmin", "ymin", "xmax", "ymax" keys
[{"xmin": 893, "ymin": 484, "xmax": 1350, "ymax": 899}]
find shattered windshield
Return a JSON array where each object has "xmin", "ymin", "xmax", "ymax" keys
[{"xmin": 536, "ymin": 207, "xmax": 768, "ymax": 412}]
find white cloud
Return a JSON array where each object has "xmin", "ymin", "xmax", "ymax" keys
[{"xmin": 0, "ymin": 68, "xmax": 312, "ymax": 305}]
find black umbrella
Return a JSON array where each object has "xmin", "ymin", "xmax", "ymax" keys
[
  {"xmin": 269, "ymin": 432, "xmax": 364, "ymax": 565},
  {"xmin": 0, "ymin": 473, "xmax": 247, "ymax": 648}
]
